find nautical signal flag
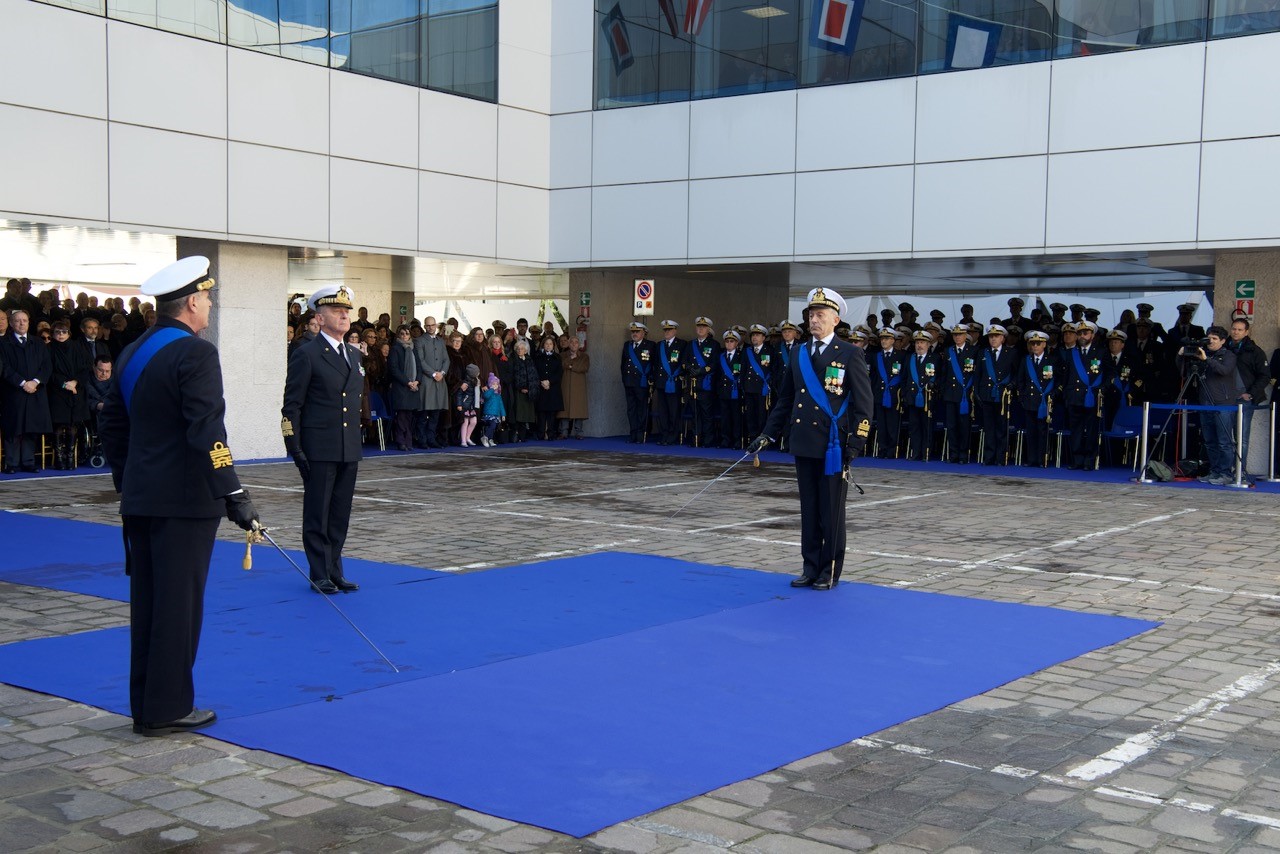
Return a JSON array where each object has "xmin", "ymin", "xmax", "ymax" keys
[
  {"xmin": 945, "ymin": 13, "xmax": 1002, "ymax": 69},
  {"xmin": 812, "ymin": 0, "xmax": 865, "ymax": 54},
  {"xmin": 658, "ymin": 0, "xmax": 680, "ymax": 37},
  {"xmin": 601, "ymin": 3, "xmax": 634, "ymax": 75},
  {"xmin": 685, "ymin": 0, "xmax": 714, "ymax": 36}
]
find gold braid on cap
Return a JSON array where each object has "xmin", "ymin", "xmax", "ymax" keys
[{"xmin": 808, "ymin": 289, "xmax": 840, "ymax": 312}]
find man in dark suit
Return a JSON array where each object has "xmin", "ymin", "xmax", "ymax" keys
[
  {"xmin": 688, "ymin": 317, "xmax": 720, "ymax": 447},
  {"xmin": 0, "ymin": 310, "xmax": 53, "ymax": 473},
  {"xmin": 740, "ymin": 323, "xmax": 776, "ymax": 444},
  {"xmin": 619, "ymin": 321, "xmax": 657, "ymax": 443},
  {"xmin": 653, "ymin": 320, "xmax": 688, "ymax": 446},
  {"xmin": 1017, "ymin": 330, "xmax": 1056, "ymax": 467},
  {"xmin": 939, "ymin": 325, "xmax": 976, "ymax": 463},
  {"xmin": 869, "ymin": 328, "xmax": 904, "ymax": 458},
  {"xmin": 902, "ymin": 331, "xmax": 938, "ymax": 461},
  {"xmin": 98, "ymin": 256, "xmax": 259, "ymax": 736},
  {"xmin": 715, "ymin": 330, "xmax": 745, "ymax": 449},
  {"xmin": 1169, "ymin": 302, "xmax": 1206, "ymax": 345},
  {"xmin": 282, "ymin": 285, "xmax": 365, "ymax": 595},
  {"xmin": 751, "ymin": 288, "xmax": 873, "ymax": 591},
  {"xmin": 1062, "ymin": 321, "xmax": 1112, "ymax": 469},
  {"xmin": 975, "ymin": 325, "xmax": 1018, "ymax": 465}
]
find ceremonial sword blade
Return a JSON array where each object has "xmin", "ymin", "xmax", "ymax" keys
[
  {"xmin": 667, "ymin": 451, "xmax": 753, "ymax": 521},
  {"xmin": 256, "ymin": 527, "xmax": 400, "ymax": 673}
]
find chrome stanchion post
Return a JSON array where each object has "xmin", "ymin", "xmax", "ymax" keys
[
  {"xmin": 1138, "ymin": 401, "xmax": 1152, "ymax": 483},
  {"xmin": 1231, "ymin": 403, "xmax": 1247, "ymax": 489}
]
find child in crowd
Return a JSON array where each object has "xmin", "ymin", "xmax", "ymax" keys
[
  {"xmin": 455, "ymin": 363, "xmax": 482, "ymax": 446},
  {"xmin": 479, "ymin": 372, "xmax": 507, "ymax": 447}
]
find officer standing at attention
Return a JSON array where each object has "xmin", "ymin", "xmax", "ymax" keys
[
  {"xmin": 750, "ymin": 288, "xmax": 872, "ymax": 591},
  {"xmin": 620, "ymin": 321, "xmax": 657, "ymax": 443},
  {"xmin": 282, "ymin": 285, "xmax": 364, "ymax": 594},
  {"xmin": 688, "ymin": 317, "xmax": 720, "ymax": 447},
  {"xmin": 654, "ymin": 320, "xmax": 687, "ymax": 446},
  {"xmin": 98, "ymin": 256, "xmax": 259, "ymax": 736}
]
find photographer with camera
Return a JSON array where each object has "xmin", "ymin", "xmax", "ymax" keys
[
  {"xmin": 1177, "ymin": 327, "xmax": 1244, "ymax": 485},
  {"xmin": 1227, "ymin": 318, "xmax": 1269, "ymax": 476}
]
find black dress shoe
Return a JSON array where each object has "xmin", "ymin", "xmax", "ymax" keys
[
  {"xmin": 133, "ymin": 708, "xmax": 216, "ymax": 737},
  {"xmin": 20, "ymin": 465, "xmax": 37, "ymax": 473},
  {"xmin": 312, "ymin": 579, "xmax": 338, "ymax": 594},
  {"xmin": 1, "ymin": 467, "xmax": 14, "ymax": 475},
  {"xmin": 812, "ymin": 579, "xmax": 836, "ymax": 591},
  {"xmin": 333, "ymin": 577, "xmax": 359, "ymax": 592},
  {"xmin": 790, "ymin": 576, "xmax": 816, "ymax": 588}
]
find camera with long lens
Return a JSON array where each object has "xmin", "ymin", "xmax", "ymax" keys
[{"xmin": 1179, "ymin": 337, "xmax": 1210, "ymax": 376}]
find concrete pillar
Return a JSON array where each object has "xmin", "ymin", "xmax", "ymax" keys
[
  {"xmin": 1213, "ymin": 249, "xmax": 1279, "ymax": 475},
  {"xmin": 569, "ymin": 269, "xmax": 789, "ymax": 437},
  {"xmin": 390, "ymin": 256, "xmax": 415, "ymax": 325},
  {"xmin": 178, "ymin": 238, "xmax": 289, "ymax": 461}
]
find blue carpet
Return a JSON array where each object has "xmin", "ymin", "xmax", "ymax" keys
[
  {"xmin": 0, "ymin": 511, "xmax": 446, "ymax": 607},
  {"xmin": 0, "ymin": 529, "xmax": 1156, "ymax": 837}
]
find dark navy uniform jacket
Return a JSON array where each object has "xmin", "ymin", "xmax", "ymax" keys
[
  {"xmin": 281, "ymin": 333, "xmax": 364, "ymax": 463},
  {"xmin": 99, "ymin": 316, "xmax": 242, "ymax": 518},
  {"xmin": 762, "ymin": 337, "xmax": 873, "ymax": 458},
  {"xmin": 655, "ymin": 336, "xmax": 689, "ymax": 392},
  {"xmin": 619, "ymin": 339, "xmax": 658, "ymax": 389}
]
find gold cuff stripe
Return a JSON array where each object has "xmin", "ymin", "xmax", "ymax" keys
[{"xmin": 210, "ymin": 442, "xmax": 234, "ymax": 469}]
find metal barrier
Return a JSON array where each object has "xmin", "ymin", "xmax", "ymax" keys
[
  {"xmin": 1269, "ymin": 400, "xmax": 1280, "ymax": 483},
  {"xmin": 1137, "ymin": 402, "xmax": 1247, "ymax": 488}
]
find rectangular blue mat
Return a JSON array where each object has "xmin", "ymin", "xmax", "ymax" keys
[
  {"xmin": 0, "ymin": 537, "xmax": 1157, "ymax": 837},
  {"xmin": 0, "ymin": 511, "xmax": 447, "ymax": 609}
]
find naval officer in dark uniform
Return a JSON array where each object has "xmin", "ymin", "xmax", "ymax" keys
[
  {"xmin": 750, "ymin": 288, "xmax": 873, "ymax": 590},
  {"xmin": 281, "ymin": 285, "xmax": 364, "ymax": 594},
  {"xmin": 98, "ymin": 255, "xmax": 260, "ymax": 736}
]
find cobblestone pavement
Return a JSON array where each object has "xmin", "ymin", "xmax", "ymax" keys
[{"xmin": 2, "ymin": 445, "xmax": 1280, "ymax": 853}]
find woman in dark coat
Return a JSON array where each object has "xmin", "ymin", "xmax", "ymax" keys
[
  {"xmin": 509, "ymin": 339, "xmax": 539, "ymax": 441},
  {"xmin": 445, "ymin": 331, "xmax": 470, "ymax": 444},
  {"xmin": 462, "ymin": 326, "xmax": 495, "ymax": 384},
  {"xmin": 48, "ymin": 320, "xmax": 91, "ymax": 469},
  {"xmin": 386, "ymin": 325, "xmax": 420, "ymax": 451},
  {"xmin": 531, "ymin": 335, "xmax": 564, "ymax": 440}
]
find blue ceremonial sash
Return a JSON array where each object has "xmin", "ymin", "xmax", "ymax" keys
[
  {"xmin": 719, "ymin": 353, "xmax": 740, "ymax": 400},
  {"xmin": 779, "ymin": 343, "xmax": 791, "ymax": 369},
  {"xmin": 1025, "ymin": 356, "xmax": 1054, "ymax": 420},
  {"xmin": 797, "ymin": 345, "xmax": 849, "ymax": 476},
  {"xmin": 120, "ymin": 327, "xmax": 191, "ymax": 411},
  {"xmin": 659, "ymin": 341, "xmax": 678, "ymax": 394},
  {"xmin": 983, "ymin": 350, "xmax": 1010, "ymax": 401},
  {"xmin": 1070, "ymin": 347, "xmax": 1103, "ymax": 407},
  {"xmin": 1112, "ymin": 360, "xmax": 1130, "ymax": 399},
  {"xmin": 692, "ymin": 341, "xmax": 712, "ymax": 391},
  {"xmin": 875, "ymin": 351, "xmax": 900, "ymax": 408},
  {"xmin": 745, "ymin": 348, "xmax": 769, "ymax": 398},
  {"xmin": 948, "ymin": 349, "xmax": 973, "ymax": 415},
  {"xmin": 627, "ymin": 343, "xmax": 648, "ymax": 388},
  {"xmin": 908, "ymin": 356, "xmax": 926, "ymax": 408}
]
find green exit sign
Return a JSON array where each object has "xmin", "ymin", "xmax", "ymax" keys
[{"xmin": 1235, "ymin": 280, "xmax": 1256, "ymax": 299}]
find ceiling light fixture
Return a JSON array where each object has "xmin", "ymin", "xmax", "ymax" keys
[{"xmin": 743, "ymin": 5, "xmax": 788, "ymax": 18}]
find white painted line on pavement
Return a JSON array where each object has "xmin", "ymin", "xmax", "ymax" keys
[
  {"xmin": 1065, "ymin": 660, "xmax": 1280, "ymax": 782},
  {"xmin": 972, "ymin": 508, "xmax": 1198, "ymax": 566},
  {"xmin": 971, "ymin": 491, "xmax": 1151, "ymax": 507},
  {"xmin": 358, "ymin": 461, "xmax": 591, "ymax": 484},
  {"xmin": 491, "ymin": 480, "xmax": 695, "ymax": 505}
]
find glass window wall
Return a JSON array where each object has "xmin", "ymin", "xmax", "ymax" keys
[
  {"xmin": 31, "ymin": 0, "xmax": 497, "ymax": 102},
  {"xmin": 596, "ymin": 0, "xmax": 1274, "ymax": 108}
]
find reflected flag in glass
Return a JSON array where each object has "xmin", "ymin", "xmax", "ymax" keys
[
  {"xmin": 811, "ymin": 0, "xmax": 865, "ymax": 54},
  {"xmin": 658, "ymin": 0, "xmax": 680, "ymax": 37},
  {"xmin": 684, "ymin": 0, "xmax": 714, "ymax": 36},
  {"xmin": 946, "ymin": 13, "xmax": 1002, "ymax": 69},
  {"xmin": 601, "ymin": 3, "xmax": 635, "ymax": 74}
]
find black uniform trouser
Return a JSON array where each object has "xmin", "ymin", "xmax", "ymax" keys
[
  {"xmin": 1068, "ymin": 404, "xmax": 1101, "ymax": 467},
  {"xmin": 3, "ymin": 434, "xmax": 37, "ymax": 468},
  {"xmin": 719, "ymin": 396, "xmax": 743, "ymax": 448},
  {"xmin": 303, "ymin": 460, "xmax": 359, "ymax": 584},
  {"xmin": 1024, "ymin": 414, "xmax": 1049, "ymax": 466},
  {"xmin": 873, "ymin": 401, "xmax": 900, "ymax": 457},
  {"xmin": 656, "ymin": 390, "xmax": 683, "ymax": 443},
  {"xmin": 944, "ymin": 401, "xmax": 972, "ymax": 462},
  {"xmin": 692, "ymin": 385, "xmax": 715, "ymax": 445},
  {"xmin": 906, "ymin": 407, "xmax": 932, "ymax": 460},
  {"xmin": 794, "ymin": 455, "xmax": 850, "ymax": 583},
  {"xmin": 126, "ymin": 515, "xmax": 219, "ymax": 725},
  {"xmin": 624, "ymin": 385, "xmax": 650, "ymax": 441},
  {"xmin": 413, "ymin": 409, "xmax": 442, "ymax": 447},
  {"xmin": 978, "ymin": 399, "xmax": 1009, "ymax": 464},
  {"xmin": 744, "ymin": 392, "xmax": 769, "ymax": 442}
]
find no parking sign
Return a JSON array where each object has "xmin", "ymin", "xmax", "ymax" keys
[{"xmin": 634, "ymin": 279, "xmax": 655, "ymax": 315}]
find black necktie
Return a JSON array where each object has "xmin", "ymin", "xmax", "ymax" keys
[
  {"xmin": 17, "ymin": 336, "xmax": 24, "ymax": 345},
  {"xmin": 811, "ymin": 342, "xmax": 821, "ymax": 358}
]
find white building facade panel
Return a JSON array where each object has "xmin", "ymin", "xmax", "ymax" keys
[
  {"xmin": 329, "ymin": 72, "xmax": 420, "ymax": 169},
  {"xmin": 227, "ymin": 142, "xmax": 329, "ymax": 244},
  {"xmin": 0, "ymin": 103, "xmax": 108, "ymax": 223},
  {"xmin": 418, "ymin": 172, "xmax": 498, "ymax": 259},
  {"xmin": 419, "ymin": 90, "xmax": 498, "ymax": 181},
  {"xmin": 794, "ymin": 167, "xmax": 914, "ymax": 257},
  {"xmin": 592, "ymin": 182, "xmax": 688, "ymax": 262},
  {"xmin": 1199, "ymin": 137, "xmax": 1280, "ymax": 243},
  {"xmin": 591, "ymin": 102, "xmax": 690, "ymax": 186},
  {"xmin": 915, "ymin": 63, "xmax": 1050, "ymax": 163},
  {"xmin": 0, "ymin": 0, "xmax": 106, "ymax": 119},
  {"xmin": 227, "ymin": 48, "xmax": 329, "ymax": 156},
  {"xmin": 914, "ymin": 157, "xmax": 1048, "ymax": 252},
  {"xmin": 795, "ymin": 78, "xmax": 917, "ymax": 172},
  {"xmin": 329, "ymin": 159, "xmax": 418, "ymax": 251},
  {"xmin": 688, "ymin": 174, "xmax": 796, "ymax": 260},
  {"xmin": 688, "ymin": 91, "xmax": 797, "ymax": 180},
  {"xmin": 107, "ymin": 20, "xmax": 226, "ymax": 139},
  {"xmin": 108, "ymin": 123, "xmax": 227, "ymax": 233},
  {"xmin": 1202, "ymin": 31, "xmax": 1280, "ymax": 141}
]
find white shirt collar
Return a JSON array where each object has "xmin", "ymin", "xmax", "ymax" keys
[{"xmin": 321, "ymin": 330, "xmax": 346, "ymax": 353}]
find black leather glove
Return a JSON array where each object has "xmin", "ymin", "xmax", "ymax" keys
[
  {"xmin": 292, "ymin": 450, "xmax": 310, "ymax": 483},
  {"xmin": 843, "ymin": 443, "xmax": 861, "ymax": 466},
  {"xmin": 747, "ymin": 435, "xmax": 771, "ymax": 454},
  {"xmin": 224, "ymin": 491, "xmax": 259, "ymax": 532}
]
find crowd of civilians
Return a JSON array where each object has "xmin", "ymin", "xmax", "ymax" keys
[{"xmin": 286, "ymin": 302, "xmax": 592, "ymax": 451}]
